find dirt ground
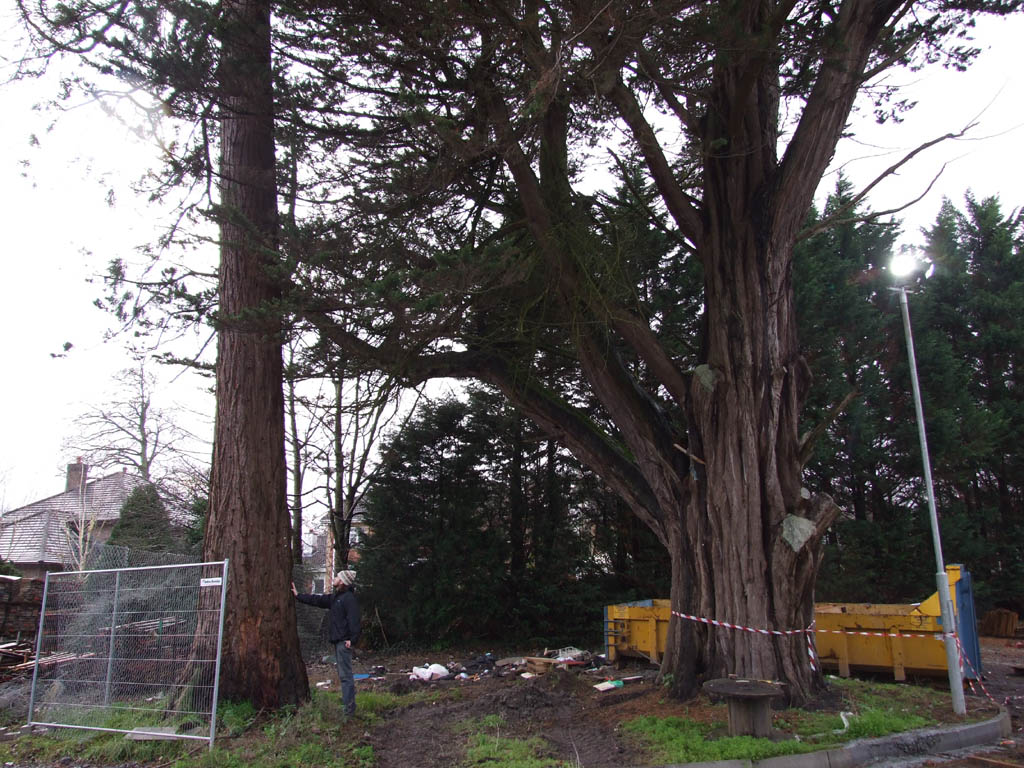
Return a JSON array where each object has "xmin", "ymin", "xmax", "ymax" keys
[
  {"xmin": 3, "ymin": 638, "xmax": 1024, "ymax": 766},
  {"xmin": 312, "ymin": 636, "xmax": 1024, "ymax": 768}
]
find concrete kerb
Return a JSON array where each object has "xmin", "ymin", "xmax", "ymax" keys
[{"xmin": 640, "ymin": 708, "xmax": 1011, "ymax": 768}]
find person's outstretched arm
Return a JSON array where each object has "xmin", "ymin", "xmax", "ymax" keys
[{"xmin": 292, "ymin": 582, "xmax": 331, "ymax": 608}]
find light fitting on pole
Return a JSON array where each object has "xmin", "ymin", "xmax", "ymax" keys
[{"xmin": 889, "ymin": 250, "xmax": 920, "ymax": 279}]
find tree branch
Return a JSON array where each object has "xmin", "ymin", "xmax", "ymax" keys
[
  {"xmin": 774, "ymin": 0, "xmax": 905, "ymax": 240},
  {"xmin": 798, "ymin": 125, "xmax": 972, "ymax": 240},
  {"xmin": 602, "ymin": 76, "xmax": 704, "ymax": 248},
  {"xmin": 798, "ymin": 388, "xmax": 859, "ymax": 468}
]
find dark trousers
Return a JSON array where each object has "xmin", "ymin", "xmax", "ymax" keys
[{"xmin": 334, "ymin": 642, "xmax": 355, "ymax": 715}]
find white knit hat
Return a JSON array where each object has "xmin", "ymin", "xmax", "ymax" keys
[{"xmin": 335, "ymin": 570, "xmax": 356, "ymax": 586}]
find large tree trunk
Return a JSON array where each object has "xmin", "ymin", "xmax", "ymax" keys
[
  {"xmin": 649, "ymin": 8, "xmax": 845, "ymax": 703},
  {"xmin": 682, "ymin": 226, "xmax": 831, "ymax": 701},
  {"xmin": 204, "ymin": 0, "xmax": 309, "ymax": 708}
]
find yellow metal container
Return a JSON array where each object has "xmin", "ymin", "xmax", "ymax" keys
[
  {"xmin": 604, "ymin": 566, "xmax": 969, "ymax": 681},
  {"xmin": 604, "ymin": 599, "xmax": 671, "ymax": 664},
  {"xmin": 814, "ymin": 565, "xmax": 961, "ymax": 681}
]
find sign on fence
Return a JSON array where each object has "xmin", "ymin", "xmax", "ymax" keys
[{"xmin": 28, "ymin": 560, "xmax": 229, "ymax": 748}]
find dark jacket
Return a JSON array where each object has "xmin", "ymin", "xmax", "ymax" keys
[{"xmin": 296, "ymin": 587, "xmax": 361, "ymax": 645}]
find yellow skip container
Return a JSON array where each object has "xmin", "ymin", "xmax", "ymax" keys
[{"xmin": 603, "ymin": 565, "xmax": 982, "ymax": 681}]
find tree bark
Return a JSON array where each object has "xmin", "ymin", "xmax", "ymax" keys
[{"xmin": 204, "ymin": 0, "xmax": 309, "ymax": 708}]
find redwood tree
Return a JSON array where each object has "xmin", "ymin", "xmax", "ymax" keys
[
  {"xmin": 203, "ymin": 0, "xmax": 308, "ymax": 706},
  {"xmin": 14, "ymin": 0, "xmax": 310, "ymax": 706}
]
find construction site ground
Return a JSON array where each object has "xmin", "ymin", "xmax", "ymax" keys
[{"xmin": 0, "ymin": 636, "xmax": 1023, "ymax": 766}]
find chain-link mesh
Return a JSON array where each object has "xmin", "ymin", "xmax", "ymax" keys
[
  {"xmin": 82, "ymin": 543, "xmax": 197, "ymax": 571},
  {"xmin": 292, "ymin": 562, "xmax": 334, "ymax": 663},
  {"xmin": 28, "ymin": 560, "xmax": 228, "ymax": 747}
]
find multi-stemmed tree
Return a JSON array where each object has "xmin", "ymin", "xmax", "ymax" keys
[
  {"xmin": 14, "ymin": 0, "xmax": 1020, "ymax": 705},
  {"xmin": 290, "ymin": 1, "xmax": 1019, "ymax": 702}
]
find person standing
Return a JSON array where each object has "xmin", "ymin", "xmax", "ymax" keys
[{"xmin": 292, "ymin": 570, "xmax": 361, "ymax": 716}]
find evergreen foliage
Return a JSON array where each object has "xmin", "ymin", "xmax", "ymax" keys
[
  {"xmin": 107, "ymin": 485, "xmax": 180, "ymax": 553},
  {"xmin": 800, "ymin": 190, "xmax": 1024, "ymax": 611},
  {"xmin": 359, "ymin": 388, "xmax": 670, "ymax": 647}
]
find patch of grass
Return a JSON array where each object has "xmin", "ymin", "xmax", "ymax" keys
[
  {"xmin": 191, "ymin": 747, "xmax": 250, "ymax": 768},
  {"xmin": 457, "ymin": 713, "xmax": 569, "ymax": 768},
  {"xmin": 357, "ymin": 689, "xmax": 403, "ymax": 714},
  {"xmin": 0, "ymin": 687, "xmax": 379, "ymax": 768},
  {"xmin": 625, "ymin": 676, "xmax": 951, "ymax": 763},
  {"xmin": 261, "ymin": 703, "xmax": 297, "ymax": 740},
  {"xmin": 219, "ymin": 699, "xmax": 259, "ymax": 736},
  {"xmin": 829, "ymin": 677, "xmax": 933, "ymax": 737},
  {"xmin": 0, "ymin": 727, "xmax": 194, "ymax": 767},
  {"xmin": 623, "ymin": 716, "xmax": 820, "ymax": 763},
  {"xmin": 844, "ymin": 707, "xmax": 929, "ymax": 739},
  {"xmin": 773, "ymin": 709, "xmax": 847, "ymax": 739},
  {"xmin": 78, "ymin": 731, "xmax": 193, "ymax": 764},
  {"xmin": 349, "ymin": 743, "xmax": 375, "ymax": 768},
  {"xmin": 465, "ymin": 731, "xmax": 566, "ymax": 767},
  {"xmin": 481, "ymin": 713, "xmax": 504, "ymax": 729},
  {"xmin": 0, "ymin": 732, "xmax": 75, "ymax": 765}
]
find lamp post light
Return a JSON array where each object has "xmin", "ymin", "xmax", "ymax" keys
[{"xmin": 890, "ymin": 255, "xmax": 966, "ymax": 715}]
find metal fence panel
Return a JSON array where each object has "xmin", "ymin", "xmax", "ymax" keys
[{"xmin": 28, "ymin": 560, "xmax": 228, "ymax": 748}]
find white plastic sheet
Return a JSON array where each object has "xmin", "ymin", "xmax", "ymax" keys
[{"xmin": 409, "ymin": 663, "xmax": 450, "ymax": 681}]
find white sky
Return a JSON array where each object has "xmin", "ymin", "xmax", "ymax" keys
[{"xmin": 1, "ymin": 11, "xmax": 1022, "ymax": 509}]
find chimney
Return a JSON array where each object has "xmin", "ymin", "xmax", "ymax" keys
[{"xmin": 66, "ymin": 459, "xmax": 88, "ymax": 493}]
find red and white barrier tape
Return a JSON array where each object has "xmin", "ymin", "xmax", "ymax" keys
[
  {"xmin": 670, "ymin": 609, "xmax": 972, "ymax": 679},
  {"xmin": 671, "ymin": 610, "xmax": 810, "ymax": 636},
  {"xmin": 954, "ymin": 633, "xmax": 999, "ymax": 707},
  {"xmin": 669, "ymin": 609, "xmax": 1000, "ymax": 707},
  {"xmin": 671, "ymin": 609, "xmax": 952, "ymax": 641},
  {"xmin": 807, "ymin": 620, "xmax": 818, "ymax": 672},
  {"xmin": 671, "ymin": 609, "xmax": 819, "ymax": 669}
]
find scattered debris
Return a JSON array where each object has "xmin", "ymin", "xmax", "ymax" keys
[
  {"xmin": 0, "ymin": 642, "xmax": 34, "ymax": 669},
  {"xmin": 554, "ymin": 647, "xmax": 587, "ymax": 661},
  {"xmin": 410, "ymin": 663, "xmax": 451, "ymax": 681},
  {"xmin": 525, "ymin": 656, "xmax": 586, "ymax": 674}
]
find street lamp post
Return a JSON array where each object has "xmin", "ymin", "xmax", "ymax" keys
[{"xmin": 891, "ymin": 281, "xmax": 966, "ymax": 715}]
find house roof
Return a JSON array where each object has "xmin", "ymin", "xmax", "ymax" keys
[{"xmin": 0, "ymin": 471, "xmax": 145, "ymax": 565}]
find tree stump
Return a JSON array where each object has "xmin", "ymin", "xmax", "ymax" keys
[{"xmin": 702, "ymin": 678, "xmax": 785, "ymax": 738}]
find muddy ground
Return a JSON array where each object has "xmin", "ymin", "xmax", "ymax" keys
[
  {"xmin": 2, "ymin": 637, "xmax": 1023, "ymax": 766},
  {"xmin": 308, "ymin": 636, "xmax": 1024, "ymax": 768}
]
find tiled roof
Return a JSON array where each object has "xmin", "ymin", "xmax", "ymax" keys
[{"xmin": 0, "ymin": 471, "xmax": 145, "ymax": 566}]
